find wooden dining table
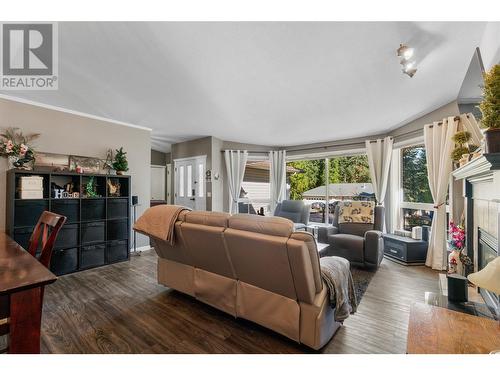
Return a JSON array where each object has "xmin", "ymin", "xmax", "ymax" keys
[{"xmin": 0, "ymin": 231, "xmax": 57, "ymax": 354}]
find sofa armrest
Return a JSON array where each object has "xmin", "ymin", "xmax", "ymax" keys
[
  {"xmin": 364, "ymin": 230, "xmax": 384, "ymax": 267},
  {"xmin": 317, "ymin": 226, "xmax": 338, "ymax": 244}
]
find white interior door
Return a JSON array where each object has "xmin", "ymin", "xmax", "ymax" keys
[
  {"xmin": 174, "ymin": 156, "xmax": 206, "ymax": 210},
  {"xmin": 150, "ymin": 165, "xmax": 166, "ymax": 201}
]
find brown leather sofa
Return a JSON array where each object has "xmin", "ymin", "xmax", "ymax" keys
[{"xmin": 147, "ymin": 210, "xmax": 342, "ymax": 350}]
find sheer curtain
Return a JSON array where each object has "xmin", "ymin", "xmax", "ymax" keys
[
  {"xmin": 365, "ymin": 136, "xmax": 393, "ymax": 205},
  {"xmin": 224, "ymin": 150, "xmax": 248, "ymax": 214},
  {"xmin": 424, "ymin": 117, "xmax": 458, "ymax": 270},
  {"xmin": 269, "ymin": 150, "xmax": 287, "ymax": 213}
]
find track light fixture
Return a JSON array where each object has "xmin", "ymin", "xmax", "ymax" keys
[{"xmin": 397, "ymin": 43, "xmax": 417, "ymax": 77}]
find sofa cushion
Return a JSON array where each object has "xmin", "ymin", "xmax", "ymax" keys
[
  {"xmin": 329, "ymin": 233, "xmax": 365, "ymax": 263},
  {"xmin": 228, "ymin": 214, "xmax": 293, "ymax": 237}
]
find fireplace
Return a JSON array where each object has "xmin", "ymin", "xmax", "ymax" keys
[{"xmin": 478, "ymin": 228, "xmax": 499, "ymax": 315}]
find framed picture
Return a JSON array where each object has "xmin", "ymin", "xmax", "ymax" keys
[
  {"xmin": 69, "ymin": 155, "xmax": 102, "ymax": 174},
  {"xmin": 34, "ymin": 152, "xmax": 70, "ymax": 172}
]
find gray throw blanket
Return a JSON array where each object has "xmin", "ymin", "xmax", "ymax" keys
[{"xmin": 320, "ymin": 256, "xmax": 357, "ymax": 321}]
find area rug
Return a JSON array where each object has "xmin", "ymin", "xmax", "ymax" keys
[{"xmin": 350, "ymin": 267, "xmax": 376, "ymax": 303}]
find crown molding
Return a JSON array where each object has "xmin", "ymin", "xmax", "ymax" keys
[{"xmin": 0, "ymin": 93, "xmax": 152, "ymax": 132}]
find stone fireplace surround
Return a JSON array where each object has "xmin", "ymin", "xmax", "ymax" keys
[{"xmin": 452, "ymin": 153, "xmax": 500, "ymax": 315}]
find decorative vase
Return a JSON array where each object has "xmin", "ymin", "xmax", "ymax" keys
[
  {"xmin": 484, "ymin": 128, "xmax": 500, "ymax": 153},
  {"xmin": 116, "ymin": 170, "xmax": 124, "ymax": 175},
  {"xmin": 448, "ymin": 249, "xmax": 460, "ymax": 274}
]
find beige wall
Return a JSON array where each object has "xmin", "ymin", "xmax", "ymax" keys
[{"xmin": 0, "ymin": 97, "xmax": 152, "ymax": 248}]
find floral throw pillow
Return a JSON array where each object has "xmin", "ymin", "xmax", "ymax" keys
[{"xmin": 338, "ymin": 201, "xmax": 375, "ymax": 224}]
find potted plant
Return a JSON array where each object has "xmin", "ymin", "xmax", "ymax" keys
[
  {"xmin": 451, "ymin": 131, "xmax": 478, "ymax": 167},
  {"xmin": 0, "ymin": 127, "xmax": 40, "ymax": 170},
  {"xmin": 112, "ymin": 147, "xmax": 129, "ymax": 175},
  {"xmin": 479, "ymin": 64, "xmax": 500, "ymax": 153}
]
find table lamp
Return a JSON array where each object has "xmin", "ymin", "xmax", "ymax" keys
[{"xmin": 467, "ymin": 256, "xmax": 500, "ymax": 344}]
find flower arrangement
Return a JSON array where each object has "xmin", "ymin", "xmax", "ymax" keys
[
  {"xmin": 448, "ymin": 221, "xmax": 465, "ymax": 251},
  {"xmin": 0, "ymin": 127, "xmax": 40, "ymax": 169},
  {"xmin": 447, "ymin": 221, "xmax": 473, "ymax": 275}
]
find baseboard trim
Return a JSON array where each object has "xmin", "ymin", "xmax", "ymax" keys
[{"xmin": 131, "ymin": 245, "xmax": 153, "ymax": 253}]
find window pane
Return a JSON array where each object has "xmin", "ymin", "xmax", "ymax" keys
[
  {"xmin": 178, "ymin": 166, "xmax": 184, "ymax": 197},
  {"xmin": 198, "ymin": 163, "xmax": 204, "ymax": 197},
  {"xmin": 401, "ymin": 146, "xmax": 433, "ymax": 204},
  {"xmin": 402, "ymin": 208, "xmax": 433, "ymax": 231},
  {"xmin": 240, "ymin": 161, "xmax": 271, "ymax": 215},
  {"xmin": 187, "ymin": 165, "xmax": 192, "ymax": 197},
  {"xmin": 287, "ymin": 155, "xmax": 373, "ymax": 223}
]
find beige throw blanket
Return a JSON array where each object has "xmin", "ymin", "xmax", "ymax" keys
[
  {"xmin": 320, "ymin": 256, "xmax": 357, "ymax": 321},
  {"xmin": 133, "ymin": 205, "xmax": 190, "ymax": 245}
]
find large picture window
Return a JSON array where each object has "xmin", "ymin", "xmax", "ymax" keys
[
  {"xmin": 401, "ymin": 146, "xmax": 432, "ymax": 204},
  {"xmin": 399, "ymin": 145, "xmax": 434, "ymax": 231},
  {"xmin": 287, "ymin": 155, "xmax": 373, "ymax": 223}
]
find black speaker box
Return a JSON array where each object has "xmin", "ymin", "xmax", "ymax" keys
[
  {"xmin": 132, "ymin": 195, "xmax": 138, "ymax": 206},
  {"xmin": 447, "ymin": 274, "xmax": 468, "ymax": 302}
]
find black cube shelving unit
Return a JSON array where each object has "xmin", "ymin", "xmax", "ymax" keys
[{"xmin": 6, "ymin": 170, "xmax": 131, "ymax": 276}]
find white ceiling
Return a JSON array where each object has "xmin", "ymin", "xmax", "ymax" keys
[{"xmin": 1, "ymin": 22, "xmax": 489, "ymax": 152}]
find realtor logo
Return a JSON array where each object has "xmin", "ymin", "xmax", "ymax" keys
[{"xmin": 0, "ymin": 22, "xmax": 58, "ymax": 90}]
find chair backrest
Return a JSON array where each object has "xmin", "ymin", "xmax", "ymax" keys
[
  {"xmin": 332, "ymin": 203, "xmax": 384, "ymax": 237},
  {"xmin": 28, "ymin": 211, "xmax": 67, "ymax": 268},
  {"xmin": 274, "ymin": 200, "xmax": 310, "ymax": 225}
]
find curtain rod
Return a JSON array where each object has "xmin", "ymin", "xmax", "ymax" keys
[
  {"xmin": 428, "ymin": 114, "xmax": 469, "ymax": 128},
  {"xmin": 221, "ymin": 137, "xmax": 393, "ymax": 155}
]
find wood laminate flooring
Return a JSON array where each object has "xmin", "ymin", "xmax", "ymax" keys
[{"xmin": 40, "ymin": 250, "xmax": 439, "ymax": 354}]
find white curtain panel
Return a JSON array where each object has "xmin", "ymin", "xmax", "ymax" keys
[
  {"xmin": 424, "ymin": 116, "xmax": 459, "ymax": 270},
  {"xmin": 459, "ymin": 113, "xmax": 483, "ymax": 147},
  {"xmin": 224, "ymin": 150, "xmax": 248, "ymax": 214},
  {"xmin": 269, "ymin": 150, "xmax": 287, "ymax": 213},
  {"xmin": 365, "ymin": 136, "xmax": 393, "ymax": 205}
]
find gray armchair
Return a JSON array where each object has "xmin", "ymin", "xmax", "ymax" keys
[
  {"xmin": 319, "ymin": 204, "xmax": 385, "ymax": 268},
  {"xmin": 274, "ymin": 200, "xmax": 310, "ymax": 231}
]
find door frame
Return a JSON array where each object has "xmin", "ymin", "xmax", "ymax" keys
[
  {"xmin": 150, "ymin": 164, "xmax": 166, "ymax": 201},
  {"xmin": 173, "ymin": 155, "xmax": 207, "ymax": 210}
]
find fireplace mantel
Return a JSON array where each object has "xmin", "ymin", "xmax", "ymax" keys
[{"xmin": 452, "ymin": 153, "xmax": 500, "ymax": 182}]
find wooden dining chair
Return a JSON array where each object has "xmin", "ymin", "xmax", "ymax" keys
[
  {"xmin": 27, "ymin": 211, "xmax": 67, "ymax": 268},
  {"xmin": 0, "ymin": 211, "xmax": 66, "ymax": 353}
]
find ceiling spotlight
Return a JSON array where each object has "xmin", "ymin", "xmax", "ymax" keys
[
  {"xmin": 397, "ymin": 44, "xmax": 414, "ymax": 60},
  {"xmin": 402, "ymin": 61, "xmax": 417, "ymax": 77},
  {"xmin": 397, "ymin": 43, "xmax": 417, "ymax": 77}
]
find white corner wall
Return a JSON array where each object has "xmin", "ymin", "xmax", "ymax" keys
[{"xmin": 0, "ymin": 97, "xmax": 152, "ymax": 248}]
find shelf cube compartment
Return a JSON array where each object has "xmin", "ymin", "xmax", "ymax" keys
[
  {"xmin": 81, "ymin": 221, "xmax": 105, "ymax": 244},
  {"xmin": 107, "ymin": 218, "xmax": 128, "ymax": 241},
  {"xmin": 51, "ymin": 199, "xmax": 79, "ymax": 223},
  {"xmin": 107, "ymin": 198, "xmax": 129, "ymax": 219},
  {"xmin": 80, "ymin": 243, "xmax": 106, "ymax": 269},
  {"xmin": 54, "ymin": 223, "xmax": 79, "ymax": 250},
  {"xmin": 107, "ymin": 240, "xmax": 129, "ymax": 263},
  {"xmin": 14, "ymin": 200, "xmax": 48, "ymax": 227},
  {"xmin": 81, "ymin": 199, "xmax": 106, "ymax": 221},
  {"xmin": 51, "ymin": 247, "xmax": 78, "ymax": 275}
]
